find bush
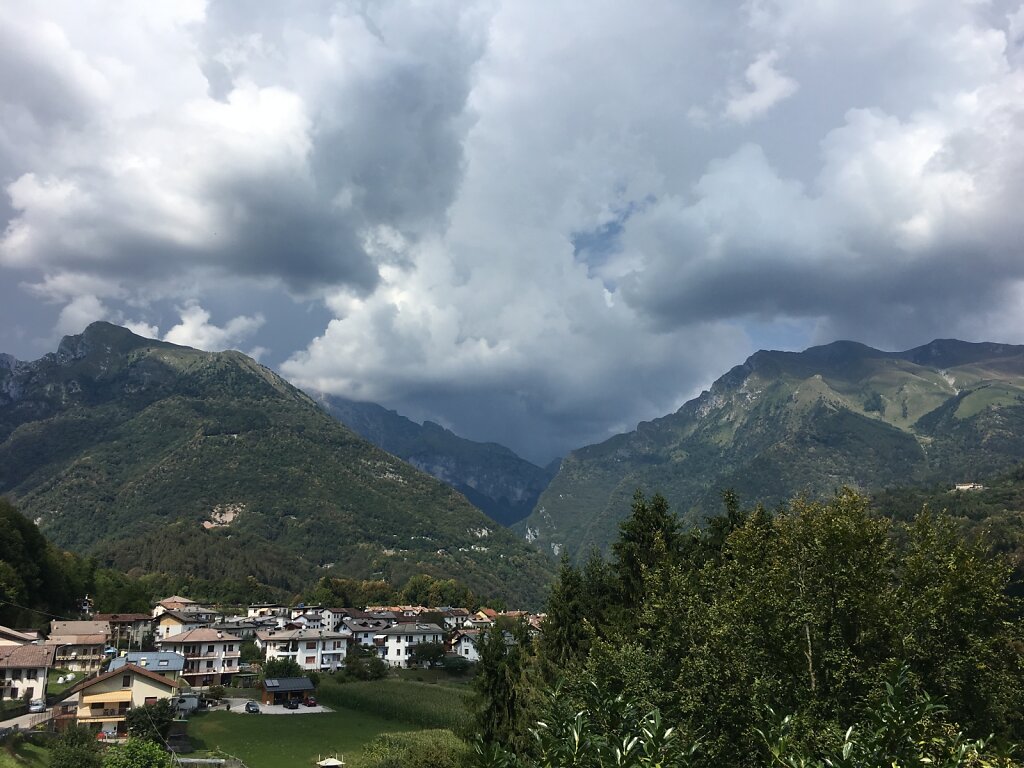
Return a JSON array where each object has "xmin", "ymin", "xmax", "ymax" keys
[{"xmin": 363, "ymin": 729, "xmax": 471, "ymax": 768}]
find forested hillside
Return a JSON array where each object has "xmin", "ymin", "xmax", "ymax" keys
[
  {"xmin": 521, "ymin": 339, "xmax": 1024, "ymax": 559},
  {"xmin": 0, "ymin": 323, "xmax": 554, "ymax": 607}
]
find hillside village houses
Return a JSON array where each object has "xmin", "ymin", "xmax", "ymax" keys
[
  {"xmin": 0, "ymin": 643, "xmax": 53, "ymax": 702},
  {"xmin": 93, "ymin": 613, "xmax": 151, "ymax": 648},
  {"xmin": 107, "ymin": 651, "xmax": 185, "ymax": 681},
  {"xmin": 156, "ymin": 628, "xmax": 241, "ymax": 687},
  {"xmin": 47, "ymin": 620, "xmax": 112, "ymax": 672},
  {"xmin": 66, "ymin": 663, "xmax": 179, "ymax": 738},
  {"xmin": 0, "ymin": 626, "xmax": 40, "ymax": 646},
  {"xmin": 0, "ymin": 594, "xmax": 545, "ymax": 733},
  {"xmin": 377, "ymin": 623, "xmax": 445, "ymax": 668},
  {"xmin": 255, "ymin": 628, "xmax": 351, "ymax": 672}
]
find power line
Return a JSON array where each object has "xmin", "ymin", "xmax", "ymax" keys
[{"xmin": 0, "ymin": 597, "xmax": 80, "ymax": 623}]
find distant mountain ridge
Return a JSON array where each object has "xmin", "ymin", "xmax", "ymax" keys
[
  {"xmin": 0, "ymin": 322, "xmax": 554, "ymax": 606},
  {"xmin": 518, "ymin": 338, "xmax": 1024, "ymax": 558},
  {"xmin": 316, "ymin": 395, "xmax": 556, "ymax": 526}
]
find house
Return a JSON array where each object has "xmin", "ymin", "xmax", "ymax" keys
[
  {"xmin": 107, "ymin": 652, "xmax": 185, "ymax": 680},
  {"xmin": 209, "ymin": 616, "xmax": 276, "ymax": 640},
  {"xmin": 48, "ymin": 620, "xmax": 113, "ymax": 672},
  {"xmin": 156, "ymin": 628, "xmax": 241, "ymax": 686},
  {"xmin": 247, "ymin": 603, "xmax": 288, "ymax": 619},
  {"xmin": 289, "ymin": 613, "xmax": 324, "ymax": 630},
  {"xmin": 449, "ymin": 629, "xmax": 481, "ymax": 662},
  {"xmin": 465, "ymin": 610, "xmax": 496, "ymax": 629},
  {"xmin": 440, "ymin": 608, "xmax": 470, "ymax": 630},
  {"xmin": 342, "ymin": 618, "xmax": 391, "ymax": 647},
  {"xmin": 376, "ymin": 623, "xmax": 445, "ymax": 668},
  {"xmin": 0, "ymin": 625, "xmax": 39, "ymax": 646},
  {"xmin": 0, "ymin": 644, "xmax": 53, "ymax": 702},
  {"xmin": 255, "ymin": 628, "xmax": 351, "ymax": 672},
  {"xmin": 289, "ymin": 604, "xmax": 323, "ymax": 621},
  {"xmin": 151, "ymin": 596, "xmax": 198, "ymax": 618},
  {"xmin": 67, "ymin": 663, "xmax": 179, "ymax": 736},
  {"xmin": 261, "ymin": 676, "xmax": 314, "ymax": 706},
  {"xmin": 154, "ymin": 608, "xmax": 218, "ymax": 640},
  {"xmin": 93, "ymin": 613, "xmax": 152, "ymax": 648}
]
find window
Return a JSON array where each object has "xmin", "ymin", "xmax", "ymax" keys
[
  {"xmin": 305, "ymin": 656, "xmax": 315, "ymax": 665},
  {"xmin": 227, "ymin": 644, "xmax": 234, "ymax": 652},
  {"xmin": 206, "ymin": 661, "xmax": 213, "ymax": 669},
  {"xmin": 225, "ymin": 659, "xmax": 233, "ymax": 667},
  {"xmin": 27, "ymin": 669, "xmax": 37, "ymax": 680},
  {"xmin": 406, "ymin": 636, "xmax": 413, "ymax": 643},
  {"xmin": 305, "ymin": 641, "xmax": 315, "ymax": 650},
  {"xmin": 206, "ymin": 645, "xmax": 215, "ymax": 653},
  {"xmin": 145, "ymin": 697, "xmax": 157, "ymax": 706},
  {"xmin": 122, "ymin": 675, "xmax": 131, "ymax": 688}
]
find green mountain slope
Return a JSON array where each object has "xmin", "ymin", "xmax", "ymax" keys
[
  {"xmin": 518, "ymin": 339, "xmax": 1024, "ymax": 558},
  {"xmin": 316, "ymin": 395, "xmax": 556, "ymax": 526},
  {"xmin": 0, "ymin": 323, "xmax": 554, "ymax": 606}
]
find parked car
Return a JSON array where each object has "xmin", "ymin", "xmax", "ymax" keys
[
  {"xmin": 304, "ymin": 696, "xmax": 317, "ymax": 707},
  {"xmin": 28, "ymin": 699, "xmax": 45, "ymax": 713},
  {"xmin": 244, "ymin": 701, "xmax": 260, "ymax": 714},
  {"xmin": 283, "ymin": 699, "xmax": 300, "ymax": 710}
]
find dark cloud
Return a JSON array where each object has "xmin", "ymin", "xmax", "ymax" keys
[{"xmin": 3, "ymin": 0, "xmax": 1024, "ymax": 460}]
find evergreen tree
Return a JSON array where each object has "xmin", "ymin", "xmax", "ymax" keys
[
  {"xmin": 611, "ymin": 490, "xmax": 680, "ymax": 606},
  {"xmin": 473, "ymin": 620, "xmax": 536, "ymax": 752},
  {"xmin": 537, "ymin": 555, "xmax": 591, "ymax": 682}
]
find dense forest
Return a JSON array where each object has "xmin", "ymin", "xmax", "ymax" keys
[
  {"xmin": 472, "ymin": 488, "xmax": 1024, "ymax": 767},
  {"xmin": 0, "ymin": 498, "xmax": 495, "ymax": 628}
]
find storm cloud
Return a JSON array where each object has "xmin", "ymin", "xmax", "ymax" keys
[{"xmin": 2, "ymin": 0, "xmax": 1024, "ymax": 462}]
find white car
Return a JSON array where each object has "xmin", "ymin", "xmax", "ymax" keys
[{"xmin": 28, "ymin": 699, "xmax": 45, "ymax": 713}]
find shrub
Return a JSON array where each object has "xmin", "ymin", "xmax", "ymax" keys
[{"xmin": 363, "ymin": 729, "xmax": 471, "ymax": 768}]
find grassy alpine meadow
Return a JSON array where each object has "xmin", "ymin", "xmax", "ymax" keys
[
  {"xmin": 188, "ymin": 708, "xmax": 416, "ymax": 768},
  {"xmin": 316, "ymin": 678, "xmax": 475, "ymax": 734}
]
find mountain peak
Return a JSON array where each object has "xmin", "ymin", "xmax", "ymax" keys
[
  {"xmin": 898, "ymin": 338, "xmax": 1024, "ymax": 368},
  {"xmin": 55, "ymin": 321, "xmax": 171, "ymax": 365}
]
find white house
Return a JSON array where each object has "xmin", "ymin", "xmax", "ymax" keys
[
  {"xmin": 0, "ymin": 644, "xmax": 53, "ymax": 702},
  {"xmin": 289, "ymin": 613, "xmax": 324, "ymax": 630},
  {"xmin": 247, "ymin": 603, "xmax": 288, "ymax": 619},
  {"xmin": 255, "ymin": 628, "xmax": 350, "ymax": 672},
  {"xmin": 156, "ymin": 628, "xmax": 241, "ymax": 686},
  {"xmin": 376, "ymin": 623, "xmax": 445, "ymax": 668},
  {"xmin": 289, "ymin": 605, "xmax": 323, "ymax": 621},
  {"xmin": 450, "ymin": 629, "xmax": 481, "ymax": 662},
  {"xmin": 342, "ymin": 618, "xmax": 391, "ymax": 647}
]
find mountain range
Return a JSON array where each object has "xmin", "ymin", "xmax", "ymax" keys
[
  {"xmin": 315, "ymin": 395, "xmax": 556, "ymax": 527},
  {"xmin": 518, "ymin": 339, "xmax": 1024, "ymax": 558},
  {"xmin": 0, "ymin": 323, "xmax": 554, "ymax": 606},
  {"xmin": 6, "ymin": 323, "xmax": 1024, "ymax": 600}
]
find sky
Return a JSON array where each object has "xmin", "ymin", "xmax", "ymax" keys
[{"xmin": 2, "ymin": 0, "xmax": 1024, "ymax": 464}]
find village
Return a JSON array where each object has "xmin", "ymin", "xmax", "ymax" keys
[{"xmin": 0, "ymin": 594, "xmax": 545, "ymax": 752}]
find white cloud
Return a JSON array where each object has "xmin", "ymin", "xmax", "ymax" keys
[
  {"xmin": 163, "ymin": 302, "xmax": 264, "ymax": 351},
  {"xmin": 725, "ymin": 50, "xmax": 799, "ymax": 123},
  {"xmin": 55, "ymin": 294, "xmax": 108, "ymax": 336},
  {"xmin": 3, "ymin": 0, "xmax": 1024, "ymax": 458}
]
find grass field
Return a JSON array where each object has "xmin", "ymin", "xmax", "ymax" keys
[
  {"xmin": 316, "ymin": 678, "xmax": 474, "ymax": 734},
  {"xmin": 189, "ymin": 709, "xmax": 416, "ymax": 768},
  {"xmin": 0, "ymin": 741, "xmax": 50, "ymax": 768}
]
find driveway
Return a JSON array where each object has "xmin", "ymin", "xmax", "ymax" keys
[{"xmin": 221, "ymin": 697, "xmax": 330, "ymax": 715}]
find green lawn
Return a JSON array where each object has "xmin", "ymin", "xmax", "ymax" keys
[
  {"xmin": 46, "ymin": 668, "xmax": 77, "ymax": 698},
  {"xmin": 188, "ymin": 709, "xmax": 415, "ymax": 768},
  {"xmin": 0, "ymin": 741, "xmax": 50, "ymax": 768}
]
